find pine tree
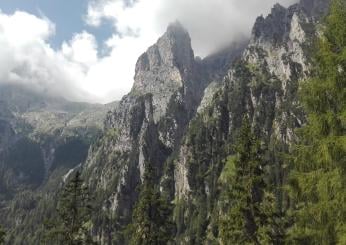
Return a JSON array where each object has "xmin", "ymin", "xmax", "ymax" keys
[
  {"xmin": 219, "ymin": 118, "xmax": 280, "ymax": 244},
  {"xmin": 128, "ymin": 163, "xmax": 175, "ymax": 245},
  {"xmin": 287, "ymin": 0, "xmax": 346, "ymax": 243},
  {"xmin": 45, "ymin": 171, "xmax": 94, "ymax": 245},
  {"xmin": 0, "ymin": 225, "xmax": 5, "ymax": 245}
]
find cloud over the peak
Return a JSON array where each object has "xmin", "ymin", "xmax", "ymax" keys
[
  {"xmin": 0, "ymin": 0, "xmax": 298, "ymax": 103},
  {"xmin": 87, "ymin": 0, "xmax": 298, "ymax": 57}
]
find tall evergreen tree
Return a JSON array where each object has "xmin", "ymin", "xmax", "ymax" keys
[
  {"xmin": 45, "ymin": 171, "xmax": 94, "ymax": 245},
  {"xmin": 219, "ymin": 118, "xmax": 280, "ymax": 244},
  {"xmin": 128, "ymin": 163, "xmax": 175, "ymax": 245},
  {"xmin": 287, "ymin": 0, "xmax": 346, "ymax": 243}
]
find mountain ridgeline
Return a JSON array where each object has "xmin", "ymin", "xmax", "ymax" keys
[{"xmin": 1, "ymin": 0, "xmax": 345, "ymax": 244}]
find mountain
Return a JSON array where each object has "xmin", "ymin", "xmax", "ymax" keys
[
  {"xmin": 0, "ymin": 0, "xmax": 341, "ymax": 244},
  {"xmin": 0, "ymin": 84, "xmax": 114, "ymax": 213},
  {"xmin": 82, "ymin": 22, "xmax": 245, "ymax": 243},
  {"xmin": 79, "ymin": 0, "xmax": 330, "ymax": 243}
]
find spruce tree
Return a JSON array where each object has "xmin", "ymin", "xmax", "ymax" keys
[
  {"xmin": 45, "ymin": 171, "xmax": 94, "ymax": 245},
  {"xmin": 128, "ymin": 163, "xmax": 175, "ymax": 245},
  {"xmin": 287, "ymin": 0, "xmax": 346, "ymax": 243},
  {"xmin": 219, "ymin": 118, "xmax": 280, "ymax": 244}
]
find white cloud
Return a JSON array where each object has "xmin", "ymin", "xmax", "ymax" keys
[
  {"xmin": 61, "ymin": 32, "xmax": 98, "ymax": 66},
  {"xmin": 0, "ymin": 11, "xmax": 99, "ymax": 102},
  {"xmin": 0, "ymin": 0, "xmax": 299, "ymax": 104},
  {"xmin": 87, "ymin": 0, "xmax": 298, "ymax": 57}
]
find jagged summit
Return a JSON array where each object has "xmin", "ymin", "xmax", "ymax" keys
[
  {"xmin": 273, "ymin": 3, "xmax": 286, "ymax": 11},
  {"xmin": 251, "ymin": 0, "xmax": 330, "ymax": 44},
  {"xmin": 251, "ymin": 3, "xmax": 288, "ymax": 43},
  {"xmin": 133, "ymin": 21, "xmax": 194, "ymax": 94},
  {"xmin": 165, "ymin": 21, "xmax": 189, "ymax": 38}
]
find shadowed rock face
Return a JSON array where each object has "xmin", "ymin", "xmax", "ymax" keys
[
  {"xmin": 252, "ymin": 4, "xmax": 289, "ymax": 44},
  {"xmin": 252, "ymin": 0, "xmax": 330, "ymax": 44}
]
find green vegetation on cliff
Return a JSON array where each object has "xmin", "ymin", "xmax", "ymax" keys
[
  {"xmin": 127, "ymin": 163, "xmax": 175, "ymax": 245},
  {"xmin": 219, "ymin": 118, "xmax": 282, "ymax": 244},
  {"xmin": 45, "ymin": 171, "xmax": 95, "ymax": 244},
  {"xmin": 287, "ymin": 0, "xmax": 346, "ymax": 243},
  {"xmin": 0, "ymin": 226, "xmax": 5, "ymax": 245}
]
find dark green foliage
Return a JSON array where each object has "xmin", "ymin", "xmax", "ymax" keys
[
  {"xmin": 51, "ymin": 139, "xmax": 89, "ymax": 170},
  {"xmin": 219, "ymin": 118, "xmax": 280, "ymax": 244},
  {"xmin": 0, "ymin": 225, "xmax": 5, "ymax": 245},
  {"xmin": 127, "ymin": 163, "xmax": 175, "ymax": 245},
  {"xmin": 3, "ymin": 138, "xmax": 45, "ymax": 187},
  {"xmin": 287, "ymin": 0, "xmax": 346, "ymax": 243},
  {"xmin": 183, "ymin": 113, "xmax": 229, "ymax": 243},
  {"xmin": 45, "ymin": 171, "xmax": 94, "ymax": 245}
]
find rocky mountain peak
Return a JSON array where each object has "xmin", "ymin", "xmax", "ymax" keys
[
  {"xmin": 251, "ymin": 0, "xmax": 330, "ymax": 45},
  {"xmin": 133, "ymin": 21, "xmax": 194, "ymax": 94},
  {"xmin": 252, "ymin": 3, "xmax": 288, "ymax": 43},
  {"xmin": 131, "ymin": 21, "xmax": 197, "ymax": 122},
  {"xmin": 165, "ymin": 21, "xmax": 189, "ymax": 39},
  {"xmin": 158, "ymin": 21, "xmax": 194, "ymax": 70}
]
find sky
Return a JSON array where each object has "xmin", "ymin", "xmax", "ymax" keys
[{"xmin": 0, "ymin": 0, "xmax": 297, "ymax": 103}]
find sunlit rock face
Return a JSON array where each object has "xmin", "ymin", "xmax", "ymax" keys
[{"xmin": 132, "ymin": 21, "xmax": 195, "ymax": 122}]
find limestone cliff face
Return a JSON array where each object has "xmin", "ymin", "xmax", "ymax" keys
[
  {"xmin": 82, "ymin": 20, "xmax": 246, "ymax": 242},
  {"xmin": 81, "ymin": 0, "xmax": 328, "ymax": 243},
  {"xmin": 83, "ymin": 23, "xmax": 206, "ymax": 242}
]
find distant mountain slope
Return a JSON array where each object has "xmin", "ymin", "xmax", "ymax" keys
[{"xmin": 0, "ymin": 84, "xmax": 115, "ymax": 196}]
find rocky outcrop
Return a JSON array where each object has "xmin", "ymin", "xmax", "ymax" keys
[{"xmin": 132, "ymin": 21, "xmax": 195, "ymax": 122}]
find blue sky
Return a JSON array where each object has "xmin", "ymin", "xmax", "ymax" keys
[{"xmin": 0, "ymin": 0, "xmax": 112, "ymax": 50}]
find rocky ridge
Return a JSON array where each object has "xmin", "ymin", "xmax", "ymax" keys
[{"xmin": 81, "ymin": 0, "xmax": 330, "ymax": 243}]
